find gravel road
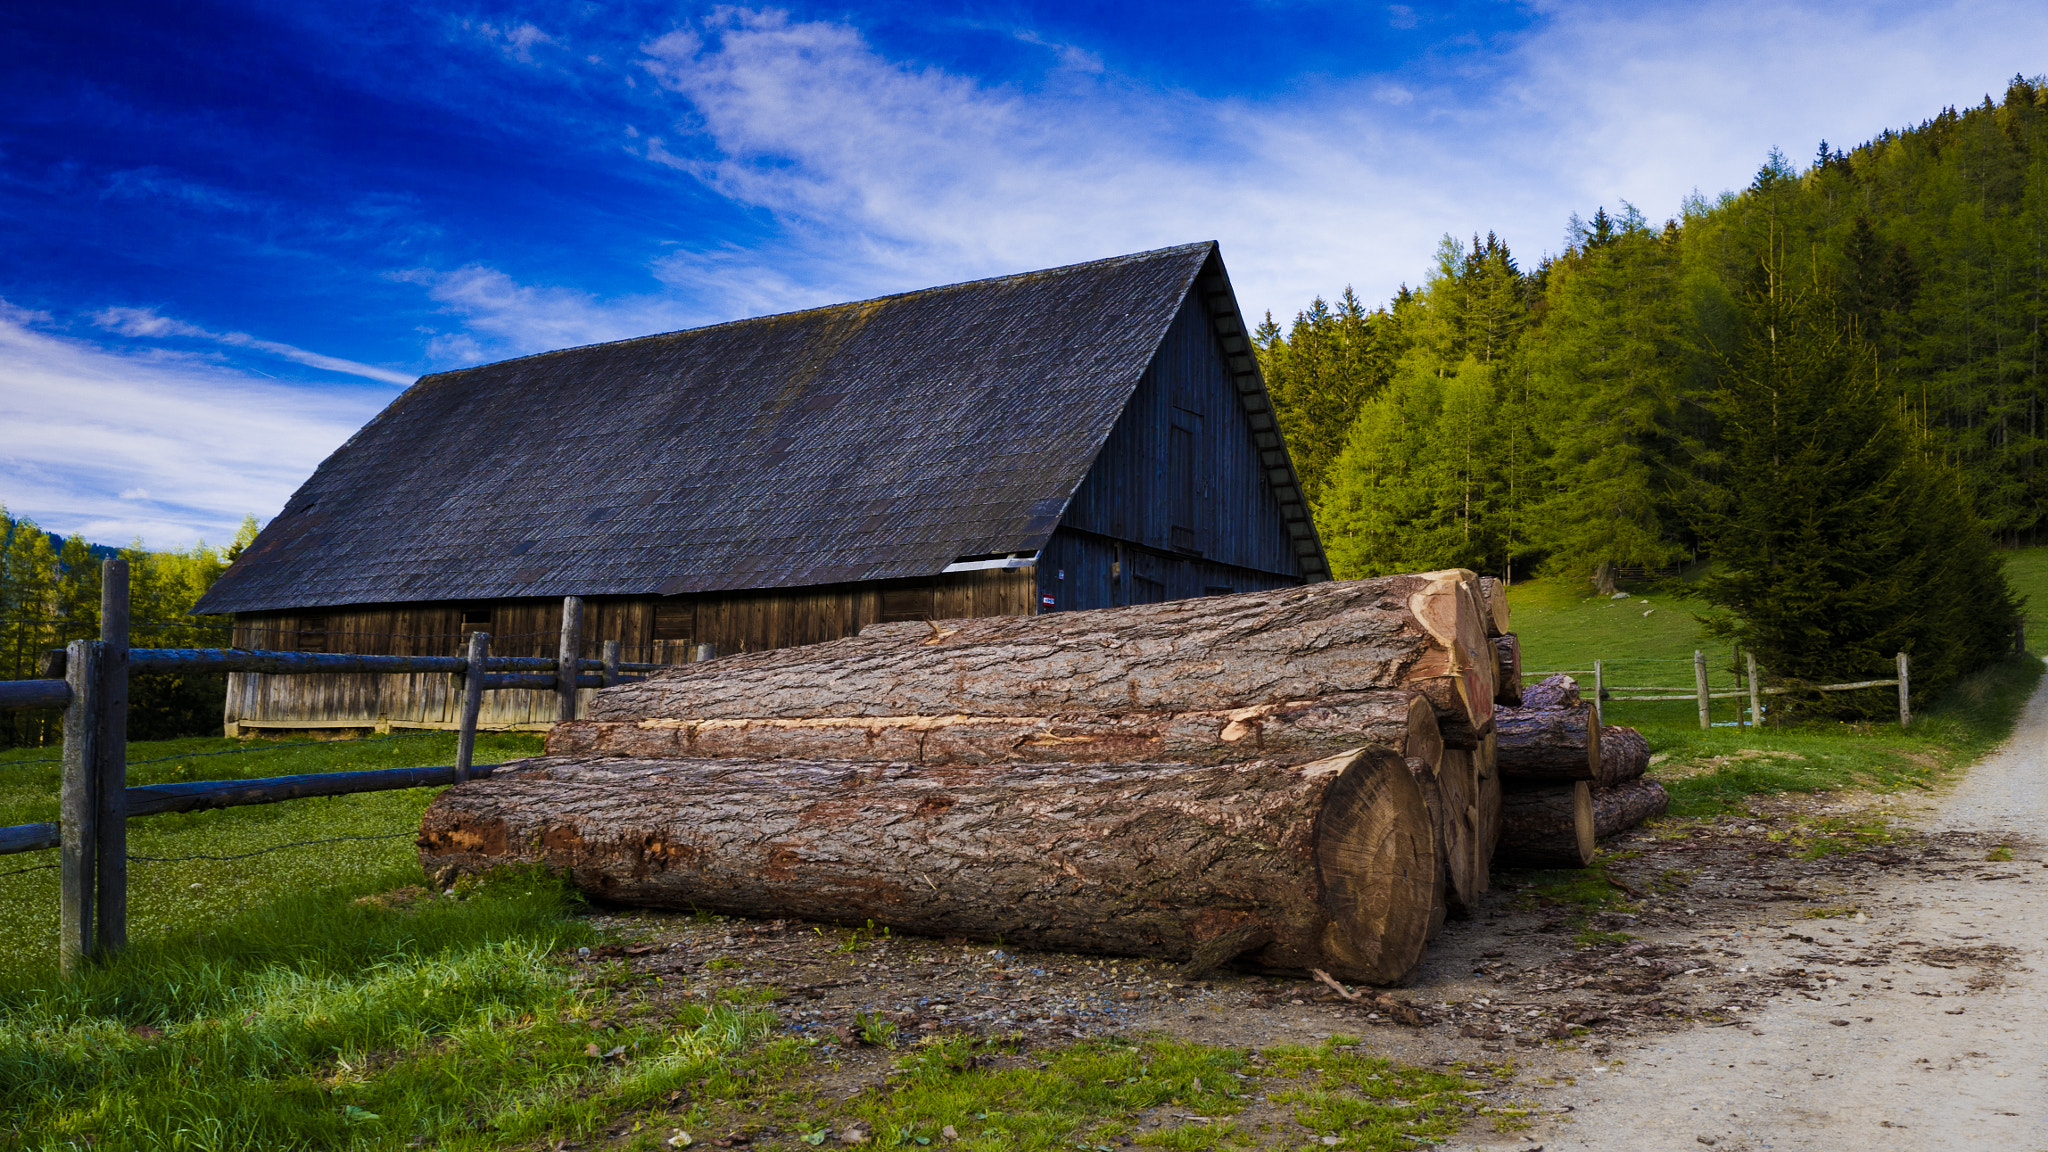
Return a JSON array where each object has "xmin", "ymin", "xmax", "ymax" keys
[{"xmin": 1539, "ymin": 680, "xmax": 2048, "ymax": 1152}]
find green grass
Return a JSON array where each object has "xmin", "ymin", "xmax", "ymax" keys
[
  {"xmin": 0, "ymin": 730, "xmax": 546, "ymax": 963},
  {"xmin": 1505, "ymin": 558, "xmax": 2045, "ymax": 820},
  {"xmin": 0, "ymin": 865, "xmax": 802, "ymax": 1151}
]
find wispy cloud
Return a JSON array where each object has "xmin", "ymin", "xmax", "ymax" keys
[
  {"xmin": 622, "ymin": 1, "xmax": 2048, "ymax": 318},
  {"xmin": 0, "ymin": 307, "xmax": 382, "ymax": 547},
  {"xmin": 391, "ymin": 265, "xmax": 707, "ymax": 360},
  {"xmin": 92, "ymin": 307, "xmax": 416, "ymax": 385}
]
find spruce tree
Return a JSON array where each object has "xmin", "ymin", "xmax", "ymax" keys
[{"xmin": 1694, "ymin": 273, "xmax": 2018, "ymax": 715}]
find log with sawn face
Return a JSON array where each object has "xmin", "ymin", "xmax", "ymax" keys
[
  {"xmin": 547, "ymin": 689, "xmax": 1442, "ymax": 769},
  {"xmin": 1592, "ymin": 777, "xmax": 1668, "ymax": 839},
  {"xmin": 1492, "ymin": 703, "xmax": 1602, "ymax": 781},
  {"xmin": 595, "ymin": 572, "xmax": 1498, "ymax": 748},
  {"xmin": 417, "ymin": 747, "xmax": 1443, "ymax": 986}
]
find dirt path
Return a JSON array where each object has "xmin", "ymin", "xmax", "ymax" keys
[{"xmin": 1536, "ymin": 683, "xmax": 2048, "ymax": 1152}]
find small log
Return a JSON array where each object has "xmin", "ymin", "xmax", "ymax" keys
[
  {"xmin": 1592, "ymin": 778, "xmax": 1669, "ymax": 839},
  {"xmin": 1493, "ymin": 634, "xmax": 1522, "ymax": 706},
  {"xmin": 1492, "ymin": 781, "xmax": 1594, "ymax": 869},
  {"xmin": 1493, "ymin": 704, "xmax": 1600, "ymax": 782},
  {"xmin": 547, "ymin": 690, "xmax": 1442, "ymax": 769},
  {"xmin": 1517, "ymin": 673, "xmax": 1581, "ymax": 710},
  {"xmin": 418, "ymin": 748, "xmax": 1443, "ymax": 986},
  {"xmin": 1477, "ymin": 577, "xmax": 1511, "ymax": 636},
  {"xmin": 1595, "ymin": 725, "xmax": 1651, "ymax": 789},
  {"xmin": 595, "ymin": 574, "xmax": 1496, "ymax": 747}
]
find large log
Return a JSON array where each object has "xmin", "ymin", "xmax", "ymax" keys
[
  {"xmin": 1471, "ymin": 739, "xmax": 1501, "ymax": 893},
  {"xmin": 1404, "ymin": 759, "xmax": 1449, "ymax": 940},
  {"xmin": 1493, "ymin": 634, "xmax": 1522, "ymax": 706},
  {"xmin": 418, "ymin": 748, "xmax": 1443, "ymax": 985},
  {"xmin": 1492, "ymin": 782, "xmax": 1594, "ymax": 869},
  {"xmin": 1517, "ymin": 673, "xmax": 1581, "ymax": 711},
  {"xmin": 1592, "ymin": 778, "xmax": 1669, "ymax": 839},
  {"xmin": 1493, "ymin": 704, "xmax": 1600, "ymax": 782},
  {"xmin": 593, "ymin": 574, "xmax": 1496, "ymax": 747},
  {"xmin": 547, "ymin": 690, "xmax": 1442, "ymax": 770},
  {"xmin": 1431, "ymin": 747, "xmax": 1479, "ymax": 912},
  {"xmin": 1595, "ymin": 725, "xmax": 1651, "ymax": 789}
]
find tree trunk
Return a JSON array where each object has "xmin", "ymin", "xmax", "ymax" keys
[
  {"xmin": 1592, "ymin": 778, "xmax": 1669, "ymax": 839},
  {"xmin": 593, "ymin": 574, "xmax": 1496, "ymax": 747},
  {"xmin": 1493, "ymin": 704, "xmax": 1600, "ymax": 782},
  {"xmin": 549, "ymin": 690, "xmax": 1443, "ymax": 770},
  {"xmin": 1518, "ymin": 674, "xmax": 1581, "ymax": 710},
  {"xmin": 1493, "ymin": 782, "xmax": 1594, "ymax": 869},
  {"xmin": 1595, "ymin": 725, "xmax": 1651, "ymax": 789},
  {"xmin": 1477, "ymin": 577, "xmax": 1511, "ymax": 637},
  {"xmin": 1593, "ymin": 561, "xmax": 1617, "ymax": 597},
  {"xmin": 1494, "ymin": 634, "xmax": 1522, "ymax": 706},
  {"xmin": 418, "ymin": 748, "xmax": 1443, "ymax": 986}
]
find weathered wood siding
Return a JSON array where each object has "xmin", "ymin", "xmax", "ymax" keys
[
  {"xmin": 224, "ymin": 569, "xmax": 1036, "ymax": 731},
  {"xmin": 1046, "ymin": 289, "xmax": 1305, "ymax": 611}
]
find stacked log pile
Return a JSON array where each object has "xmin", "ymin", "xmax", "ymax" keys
[
  {"xmin": 1489, "ymin": 674, "xmax": 1668, "ymax": 867},
  {"xmin": 417, "ymin": 570, "xmax": 1662, "ymax": 983}
]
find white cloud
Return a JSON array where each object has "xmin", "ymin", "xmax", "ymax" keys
[
  {"xmin": 615, "ymin": 1, "xmax": 2048, "ymax": 321},
  {"xmin": 472, "ymin": 20, "xmax": 561, "ymax": 64},
  {"xmin": 392, "ymin": 265, "xmax": 708, "ymax": 359},
  {"xmin": 92, "ymin": 306, "xmax": 417, "ymax": 385},
  {"xmin": 0, "ymin": 308, "xmax": 381, "ymax": 548}
]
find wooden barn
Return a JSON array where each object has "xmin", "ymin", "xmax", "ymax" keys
[{"xmin": 192, "ymin": 242, "xmax": 1330, "ymax": 733}]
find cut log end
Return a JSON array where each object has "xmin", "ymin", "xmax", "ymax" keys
[
  {"xmin": 1493, "ymin": 781, "xmax": 1595, "ymax": 869},
  {"xmin": 1593, "ymin": 778, "xmax": 1669, "ymax": 839}
]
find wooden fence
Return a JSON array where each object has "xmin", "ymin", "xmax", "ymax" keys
[
  {"xmin": 0, "ymin": 559, "xmax": 705, "ymax": 974},
  {"xmin": 1539, "ymin": 650, "xmax": 1911, "ymax": 730}
]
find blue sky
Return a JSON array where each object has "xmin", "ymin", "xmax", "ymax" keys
[{"xmin": 4, "ymin": 0, "xmax": 2044, "ymax": 548}]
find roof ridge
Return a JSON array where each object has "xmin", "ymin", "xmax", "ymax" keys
[{"xmin": 415, "ymin": 242, "xmax": 1219, "ymax": 382}]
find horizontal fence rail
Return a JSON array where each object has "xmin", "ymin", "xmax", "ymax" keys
[
  {"xmin": 1529, "ymin": 650, "xmax": 1911, "ymax": 730},
  {"xmin": 0, "ymin": 680, "xmax": 70, "ymax": 711},
  {"xmin": 1, "ymin": 573, "xmax": 677, "ymax": 975}
]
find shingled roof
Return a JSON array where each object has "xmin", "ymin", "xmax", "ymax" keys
[{"xmin": 197, "ymin": 242, "xmax": 1322, "ymax": 614}]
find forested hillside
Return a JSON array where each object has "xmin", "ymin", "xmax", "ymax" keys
[
  {"xmin": 0, "ymin": 508, "xmax": 254, "ymax": 744},
  {"xmin": 1263, "ymin": 76, "xmax": 2048, "ymax": 590}
]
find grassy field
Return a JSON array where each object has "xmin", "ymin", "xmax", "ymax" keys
[
  {"xmin": 1505, "ymin": 546, "xmax": 2048, "ymax": 818},
  {"xmin": 0, "ymin": 730, "xmax": 547, "ymax": 964}
]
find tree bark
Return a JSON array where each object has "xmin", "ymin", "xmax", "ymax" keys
[
  {"xmin": 1492, "ymin": 782, "xmax": 1594, "ymax": 869},
  {"xmin": 1592, "ymin": 778, "xmax": 1669, "ymax": 839},
  {"xmin": 1493, "ymin": 704, "xmax": 1601, "ymax": 782},
  {"xmin": 593, "ymin": 574, "xmax": 1495, "ymax": 747},
  {"xmin": 1595, "ymin": 725, "xmax": 1651, "ymax": 789},
  {"xmin": 1477, "ymin": 577, "xmax": 1511, "ymax": 637},
  {"xmin": 548, "ymin": 690, "xmax": 1442, "ymax": 770},
  {"xmin": 418, "ymin": 747, "xmax": 1443, "ymax": 986},
  {"xmin": 1494, "ymin": 634, "xmax": 1522, "ymax": 706},
  {"xmin": 1517, "ymin": 674, "xmax": 1581, "ymax": 711}
]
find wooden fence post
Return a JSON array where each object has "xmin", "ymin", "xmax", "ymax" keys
[
  {"xmin": 60, "ymin": 639, "xmax": 104, "ymax": 975},
  {"xmin": 97, "ymin": 558, "xmax": 129, "ymax": 955},
  {"xmin": 602, "ymin": 640, "xmax": 620, "ymax": 688},
  {"xmin": 456, "ymin": 632, "xmax": 488, "ymax": 783},
  {"xmin": 1747, "ymin": 651, "xmax": 1762, "ymax": 730},
  {"xmin": 1694, "ymin": 650, "xmax": 1710, "ymax": 731},
  {"xmin": 1897, "ymin": 651, "xmax": 1911, "ymax": 728},
  {"xmin": 556, "ymin": 597, "xmax": 584, "ymax": 723},
  {"xmin": 1733, "ymin": 646, "xmax": 1745, "ymax": 731},
  {"xmin": 1591, "ymin": 659, "xmax": 1604, "ymax": 727}
]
